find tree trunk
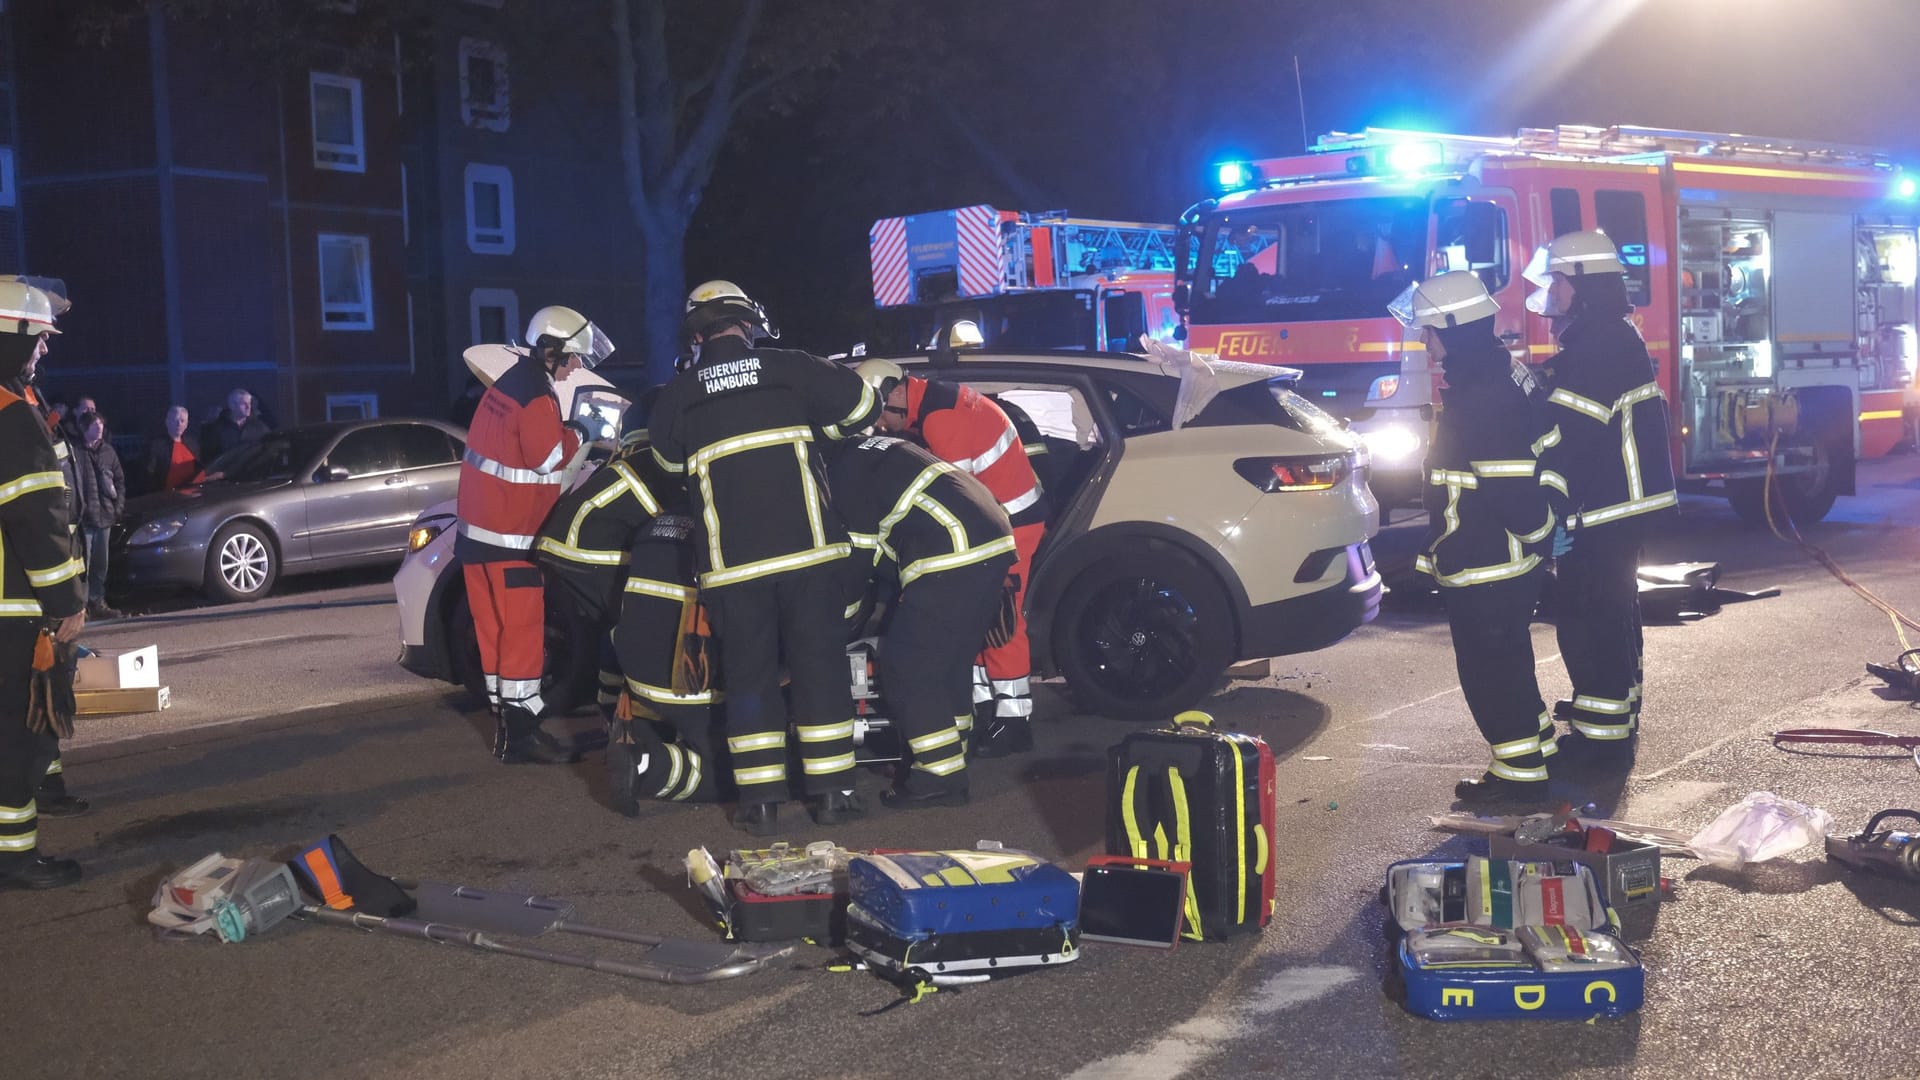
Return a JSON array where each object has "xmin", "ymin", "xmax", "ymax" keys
[{"xmin": 639, "ymin": 214, "xmax": 688, "ymax": 387}]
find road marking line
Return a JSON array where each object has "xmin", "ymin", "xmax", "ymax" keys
[
  {"xmin": 1063, "ymin": 965, "xmax": 1360, "ymax": 1080},
  {"xmin": 1327, "ymin": 651, "xmax": 1563, "ymax": 735}
]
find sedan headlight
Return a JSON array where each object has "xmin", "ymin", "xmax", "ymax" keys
[
  {"xmin": 408, "ymin": 517, "xmax": 454, "ymax": 553},
  {"xmin": 127, "ymin": 517, "xmax": 186, "ymax": 547}
]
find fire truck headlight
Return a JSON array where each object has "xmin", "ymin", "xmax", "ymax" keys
[{"xmin": 1360, "ymin": 425, "xmax": 1423, "ymax": 464}]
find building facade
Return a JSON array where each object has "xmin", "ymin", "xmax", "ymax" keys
[{"xmin": 1, "ymin": 0, "xmax": 645, "ymax": 442}]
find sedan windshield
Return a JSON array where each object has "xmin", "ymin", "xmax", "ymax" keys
[
  {"xmin": 203, "ymin": 430, "xmax": 333, "ymax": 483},
  {"xmin": 1190, "ymin": 196, "xmax": 1427, "ymax": 325}
]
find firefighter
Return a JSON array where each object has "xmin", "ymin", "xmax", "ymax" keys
[
  {"xmin": 828, "ymin": 434, "xmax": 1016, "ymax": 808},
  {"xmin": 854, "ymin": 358, "xmax": 1047, "ymax": 758},
  {"xmin": 605, "ymin": 508, "xmax": 724, "ymax": 815},
  {"xmin": 1393, "ymin": 272, "xmax": 1562, "ymax": 804},
  {"xmin": 648, "ymin": 280, "xmax": 881, "ymax": 835},
  {"xmin": 1525, "ymin": 231, "xmax": 1677, "ymax": 767},
  {"xmin": 0, "ymin": 279, "xmax": 87, "ymax": 889},
  {"xmin": 456, "ymin": 305, "xmax": 612, "ymax": 764}
]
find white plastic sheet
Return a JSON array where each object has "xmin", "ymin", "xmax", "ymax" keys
[{"xmin": 1687, "ymin": 791, "xmax": 1834, "ymax": 869}]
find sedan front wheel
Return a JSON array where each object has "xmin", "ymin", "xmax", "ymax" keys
[{"xmin": 204, "ymin": 522, "xmax": 280, "ymax": 603}]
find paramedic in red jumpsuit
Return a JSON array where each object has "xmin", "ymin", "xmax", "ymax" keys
[
  {"xmin": 456, "ymin": 306, "xmax": 610, "ymax": 763},
  {"xmin": 857, "ymin": 358, "xmax": 1047, "ymax": 758}
]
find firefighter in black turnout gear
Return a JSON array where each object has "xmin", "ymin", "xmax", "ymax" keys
[
  {"xmin": 648, "ymin": 280, "xmax": 882, "ymax": 835},
  {"xmin": 1394, "ymin": 273, "xmax": 1562, "ymax": 804},
  {"xmin": 0, "ymin": 279, "xmax": 87, "ymax": 890},
  {"xmin": 1525, "ymin": 231, "xmax": 1677, "ymax": 766},
  {"xmin": 828, "ymin": 435, "xmax": 1016, "ymax": 808},
  {"xmin": 605, "ymin": 508, "xmax": 724, "ymax": 814}
]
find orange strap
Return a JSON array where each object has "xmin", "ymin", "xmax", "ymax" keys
[
  {"xmin": 32, "ymin": 629, "xmax": 53, "ymax": 673},
  {"xmin": 302, "ymin": 849, "xmax": 356, "ymax": 911}
]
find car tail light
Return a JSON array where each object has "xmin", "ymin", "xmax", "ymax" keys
[{"xmin": 1233, "ymin": 453, "xmax": 1353, "ymax": 493}]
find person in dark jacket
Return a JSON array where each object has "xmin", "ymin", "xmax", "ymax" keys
[
  {"xmin": 75, "ymin": 412, "xmax": 126, "ymax": 619},
  {"xmin": 649, "ymin": 280, "xmax": 882, "ymax": 835},
  {"xmin": 1394, "ymin": 272, "xmax": 1562, "ymax": 804},
  {"xmin": 199, "ymin": 387, "xmax": 270, "ymax": 464},
  {"xmin": 145, "ymin": 405, "xmax": 202, "ymax": 493},
  {"xmin": 1525, "ymin": 231, "xmax": 1678, "ymax": 768}
]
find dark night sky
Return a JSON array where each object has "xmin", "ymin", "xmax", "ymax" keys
[{"xmin": 688, "ymin": 0, "xmax": 1920, "ymax": 350}]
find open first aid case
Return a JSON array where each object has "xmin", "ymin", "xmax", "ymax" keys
[{"xmin": 1381, "ymin": 858, "xmax": 1644, "ymax": 1021}]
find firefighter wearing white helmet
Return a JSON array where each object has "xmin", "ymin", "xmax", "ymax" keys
[
  {"xmin": 454, "ymin": 304, "xmax": 614, "ymax": 765},
  {"xmin": 1390, "ymin": 271, "xmax": 1561, "ymax": 805},
  {"xmin": 0, "ymin": 278, "xmax": 87, "ymax": 889},
  {"xmin": 1525, "ymin": 230, "xmax": 1676, "ymax": 768},
  {"xmin": 648, "ymin": 279, "xmax": 881, "ymax": 835}
]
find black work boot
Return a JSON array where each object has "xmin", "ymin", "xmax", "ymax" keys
[
  {"xmin": 35, "ymin": 794, "xmax": 90, "ymax": 818},
  {"xmin": 496, "ymin": 708, "xmax": 576, "ymax": 765},
  {"xmin": 606, "ymin": 722, "xmax": 645, "ymax": 818},
  {"xmin": 971, "ymin": 717, "xmax": 1033, "ymax": 759},
  {"xmin": 813, "ymin": 789, "xmax": 867, "ymax": 825},
  {"xmin": 1555, "ymin": 730, "xmax": 1638, "ymax": 773},
  {"xmin": 734, "ymin": 801, "xmax": 780, "ymax": 836},
  {"xmin": 0, "ymin": 854, "xmax": 83, "ymax": 891},
  {"xmin": 1452, "ymin": 772, "xmax": 1554, "ymax": 807},
  {"xmin": 879, "ymin": 777, "xmax": 970, "ymax": 810}
]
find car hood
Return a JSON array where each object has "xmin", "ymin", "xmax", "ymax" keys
[{"xmin": 124, "ymin": 480, "xmax": 290, "ymax": 523}]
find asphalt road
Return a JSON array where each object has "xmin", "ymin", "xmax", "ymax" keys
[{"xmin": 12, "ymin": 457, "xmax": 1920, "ymax": 1079}]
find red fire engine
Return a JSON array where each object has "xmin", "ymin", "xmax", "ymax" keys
[
  {"xmin": 1175, "ymin": 125, "xmax": 1919, "ymax": 523},
  {"xmin": 867, "ymin": 205, "xmax": 1180, "ymax": 355}
]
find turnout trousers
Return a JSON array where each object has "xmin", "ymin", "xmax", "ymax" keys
[
  {"xmin": 1444, "ymin": 567, "xmax": 1557, "ymax": 785},
  {"xmin": 464, "ymin": 560, "xmax": 548, "ymax": 734},
  {"xmin": 1556, "ymin": 522, "xmax": 1644, "ymax": 741},
  {"xmin": 0, "ymin": 623, "xmax": 42, "ymax": 867},
  {"xmin": 889, "ymin": 553, "xmax": 1016, "ymax": 793},
  {"xmin": 974, "ymin": 521, "xmax": 1045, "ymax": 728},
  {"xmin": 704, "ymin": 565, "xmax": 855, "ymax": 804}
]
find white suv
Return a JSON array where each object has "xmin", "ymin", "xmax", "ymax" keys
[{"xmin": 395, "ymin": 349, "xmax": 1381, "ymax": 721}]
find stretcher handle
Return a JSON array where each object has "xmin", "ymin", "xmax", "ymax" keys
[{"xmin": 1771, "ymin": 728, "xmax": 1920, "ymax": 748}]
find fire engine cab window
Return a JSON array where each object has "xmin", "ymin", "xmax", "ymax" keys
[
  {"xmin": 1550, "ymin": 188, "xmax": 1582, "ymax": 237},
  {"xmin": 1192, "ymin": 197, "xmax": 1426, "ymax": 324},
  {"xmin": 1594, "ymin": 190, "xmax": 1651, "ymax": 309},
  {"xmin": 1433, "ymin": 199, "xmax": 1509, "ymax": 292}
]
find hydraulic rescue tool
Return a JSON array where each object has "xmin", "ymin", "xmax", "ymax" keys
[{"xmin": 1824, "ymin": 809, "xmax": 1920, "ymax": 882}]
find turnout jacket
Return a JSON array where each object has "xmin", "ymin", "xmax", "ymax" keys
[
  {"xmin": 907, "ymin": 379, "xmax": 1049, "ymax": 528},
  {"xmin": 828, "ymin": 435, "xmax": 1015, "ymax": 591},
  {"xmin": 535, "ymin": 446, "xmax": 680, "ymax": 617},
  {"xmin": 1535, "ymin": 316, "xmax": 1678, "ymax": 531},
  {"xmin": 1415, "ymin": 361, "xmax": 1558, "ymax": 588},
  {"xmin": 647, "ymin": 336, "xmax": 881, "ymax": 589},
  {"xmin": 0, "ymin": 383, "xmax": 86, "ymax": 621},
  {"xmin": 456, "ymin": 352, "xmax": 582, "ymax": 563}
]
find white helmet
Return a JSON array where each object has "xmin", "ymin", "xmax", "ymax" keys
[
  {"xmin": 1524, "ymin": 230, "xmax": 1625, "ymax": 315},
  {"xmin": 682, "ymin": 279, "xmax": 777, "ymax": 349},
  {"xmin": 525, "ymin": 305, "xmax": 614, "ymax": 367},
  {"xmin": 0, "ymin": 278, "xmax": 64, "ymax": 336},
  {"xmin": 854, "ymin": 357, "xmax": 906, "ymax": 399},
  {"xmin": 1387, "ymin": 271, "xmax": 1498, "ymax": 330}
]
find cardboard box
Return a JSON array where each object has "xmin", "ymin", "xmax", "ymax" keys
[
  {"xmin": 73, "ymin": 645, "xmax": 160, "ymax": 690},
  {"xmin": 1488, "ymin": 832, "xmax": 1661, "ymax": 915},
  {"xmin": 75, "ymin": 685, "xmax": 171, "ymax": 716}
]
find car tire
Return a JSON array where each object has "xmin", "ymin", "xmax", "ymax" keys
[
  {"xmin": 447, "ymin": 585, "xmax": 597, "ymax": 717},
  {"xmin": 1052, "ymin": 545, "xmax": 1235, "ymax": 723},
  {"xmin": 203, "ymin": 522, "xmax": 279, "ymax": 603}
]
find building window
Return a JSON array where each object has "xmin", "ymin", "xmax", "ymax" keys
[
  {"xmin": 464, "ymin": 164, "xmax": 515, "ymax": 255},
  {"xmin": 0, "ymin": 148, "xmax": 15, "ymax": 209},
  {"xmin": 318, "ymin": 234, "xmax": 374, "ymax": 331},
  {"xmin": 310, "ymin": 73, "xmax": 366, "ymax": 173},
  {"xmin": 470, "ymin": 288, "xmax": 520, "ymax": 346},
  {"xmin": 326, "ymin": 393, "xmax": 379, "ymax": 420},
  {"xmin": 459, "ymin": 38, "xmax": 510, "ymax": 132}
]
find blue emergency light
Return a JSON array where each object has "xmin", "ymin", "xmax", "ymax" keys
[
  {"xmin": 1215, "ymin": 161, "xmax": 1259, "ymax": 192},
  {"xmin": 1385, "ymin": 139, "xmax": 1444, "ymax": 175},
  {"xmin": 1896, "ymin": 174, "xmax": 1918, "ymax": 200}
]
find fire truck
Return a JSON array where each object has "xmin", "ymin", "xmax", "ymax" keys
[
  {"xmin": 867, "ymin": 204, "xmax": 1181, "ymax": 354},
  {"xmin": 1174, "ymin": 125, "xmax": 1920, "ymax": 522}
]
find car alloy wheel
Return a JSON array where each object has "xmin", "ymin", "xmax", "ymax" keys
[
  {"xmin": 219, "ymin": 531, "xmax": 271, "ymax": 594},
  {"xmin": 1084, "ymin": 575, "xmax": 1202, "ymax": 701}
]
